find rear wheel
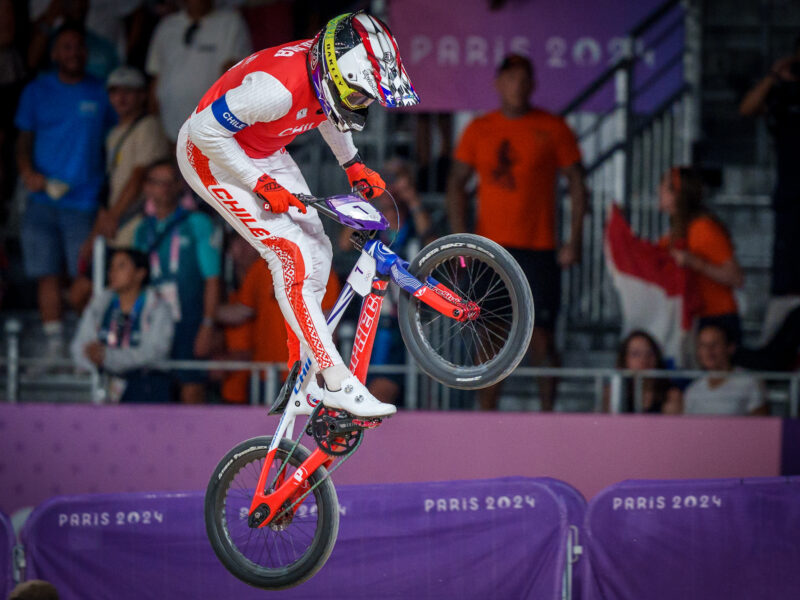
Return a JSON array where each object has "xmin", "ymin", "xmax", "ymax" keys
[
  {"xmin": 204, "ymin": 436, "xmax": 339, "ymax": 590},
  {"xmin": 398, "ymin": 234, "xmax": 534, "ymax": 389}
]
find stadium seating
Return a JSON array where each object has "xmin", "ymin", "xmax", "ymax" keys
[{"xmin": 582, "ymin": 477, "xmax": 800, "ymax": 599}]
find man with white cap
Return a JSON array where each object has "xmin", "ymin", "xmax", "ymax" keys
[{"xmin": 86, "ymin": 65, "xmax": 170, "ymax": 249}]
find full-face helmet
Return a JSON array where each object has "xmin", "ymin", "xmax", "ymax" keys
[{"xmin": 309, "ymin": 11, "xmax": 420, "ymax": 132}]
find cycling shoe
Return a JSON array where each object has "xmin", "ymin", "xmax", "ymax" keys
[{"xmin": 322, "ymin": 375, "xmax": 397, "ymax": 418}]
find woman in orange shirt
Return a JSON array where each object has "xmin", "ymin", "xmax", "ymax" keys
[{"xmin": 658, "ymin": 167, "xmax": 744, "ymax": 344}]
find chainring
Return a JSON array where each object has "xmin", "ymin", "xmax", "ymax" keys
[{"xmin": 310, "ymin": 404, "xmax": 381, "ymax": 456}]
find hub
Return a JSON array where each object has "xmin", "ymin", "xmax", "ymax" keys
[{"xmin": 247, "ymin": 503, "xmax": 270, "ymax": 528}]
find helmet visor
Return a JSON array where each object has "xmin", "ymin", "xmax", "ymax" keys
[{"xmin": 342, "ymin": 90, "xmax": 374, "ymax": 110}]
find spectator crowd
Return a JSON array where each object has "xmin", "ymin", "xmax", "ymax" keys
[{"xmin": 1, "ymin": 0, "xmax": 799, "ymax": 417}]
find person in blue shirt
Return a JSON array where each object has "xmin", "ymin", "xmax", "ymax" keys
[
  {"xmin": 15, "ymin": 23, "xmax": 115, "ymax": 367},
  {"xmin": 134, "ymin": 159, "xmax": 222, "ymax": 404}
]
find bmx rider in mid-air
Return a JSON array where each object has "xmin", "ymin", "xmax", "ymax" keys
[{"xmin": 177, "ymin": 11, "xmax": 419, "ymax": 418}]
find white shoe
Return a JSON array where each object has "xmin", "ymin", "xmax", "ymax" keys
[
  {"xmin": 322, "ymin": 375, "xmax": 397, "ymax": 418},
  {"xmin": 305, "ymin": 380, "xmax": 324, "ymax": 401}
]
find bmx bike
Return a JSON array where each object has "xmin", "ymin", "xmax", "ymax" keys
[{"xmin": 204, "ymin": 191, "xmax": 534, "ymax": 589}]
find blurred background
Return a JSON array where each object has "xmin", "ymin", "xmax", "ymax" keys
[
  {"xmin": 1, "ymin": 0, "xmax": 800, "ymax": 414},
  {"xmin": 1, "ymin": 1, "xmax": 800, "ymax": 598}
]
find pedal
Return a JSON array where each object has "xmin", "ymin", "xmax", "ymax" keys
[
  {"xmin": 310, "ymin": 404, "xmax": 382, "ymax": 456},
  {"xmin": 268, "ymin": 361, "xmax": 300, "ymax": 415},
  {"xmin": 351, "ymin": 417, "xmax": 383, "ymax": 429}
]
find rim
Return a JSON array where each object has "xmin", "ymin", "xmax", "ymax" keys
[
  {"xmin": 218, "ymin": 450, "xmax": 323, "ymax": 572},
  {"xmin": 415, "ymin": 254, "xmax": 517, "ymax": 370}
]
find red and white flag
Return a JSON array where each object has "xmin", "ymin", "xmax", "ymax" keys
[{"xmin": 604, "ymin": 205, "xmax": 700, "ymax": 366}]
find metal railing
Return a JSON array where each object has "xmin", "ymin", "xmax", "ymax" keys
[
  {"xmin": 558, "ymin": 0, "xmax": 700, "ymax": 335},
  {"xmin": 3, "ymin": 329, "xmax": 798, "ymax": 416},
  {"xmin": 13, "ymin": 358, "xmax": 289, "ymax": 406}
]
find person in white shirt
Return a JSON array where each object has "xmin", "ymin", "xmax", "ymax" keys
[
  {"xmin": 683, "ymin": 323, "xmax": 768, "ymax": 416},
  {"xmin": 146, "ymin": 0, "xmax": 251, "ymax": 141}
]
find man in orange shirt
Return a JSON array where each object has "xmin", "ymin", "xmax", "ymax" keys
[{"xmin": 447, "ymin": 54, "xmax": 587, "ymax": 411}]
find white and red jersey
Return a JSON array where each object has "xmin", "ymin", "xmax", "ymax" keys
[{"xmin": 186, "ymin": 39, "xmax": 357, "ymax": 189}]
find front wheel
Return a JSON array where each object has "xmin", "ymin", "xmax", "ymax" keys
[
  {"xmin": 398, "ymin": 234, "xmax": 534, "ymax": 390},
  {"xmin": 204, "ymin": 436, "xmax": 339, "ymax": 590}
]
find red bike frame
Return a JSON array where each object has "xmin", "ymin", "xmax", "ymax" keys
[{"xmin": 246, "ymin": 257, "xmax": 473, "ymax": 527}]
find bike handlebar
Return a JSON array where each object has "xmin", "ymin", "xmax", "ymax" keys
[
  {"xmin": 293, "ymin": 189, "xmax": 394, "ymax": 246},
  {"xmin": 294, "ymin": 193, "xmax": 321, "ymax": 206},
  {"xmin": 294, "ymin": 193, "xmax": 343, "ymax": 223}
]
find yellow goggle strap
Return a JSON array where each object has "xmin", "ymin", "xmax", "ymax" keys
[{"xmin": 322, "ymin": 13, "xmax": 366, "ymax": 111}]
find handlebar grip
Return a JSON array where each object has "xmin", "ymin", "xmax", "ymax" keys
[{"xmin": 295, "ymin": 193, "xmax": 318, "ymax": 205}]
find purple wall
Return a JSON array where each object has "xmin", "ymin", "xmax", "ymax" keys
[{"xmin": 0, "ymin": 405, "xmax": 782, "ymax": 515}]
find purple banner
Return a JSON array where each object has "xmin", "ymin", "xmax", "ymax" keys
[
  {"xmin": 583, "ymin": 477, "xmax": 800, "ymax": 599},
  {"xmin": 22, "ymin": 478, "xmax": 574, "ymax": 599},
  {"xmin": 388, "ymin": 0, "xmax": 683, "ymax": 112},
  {"xmin": 1, "ymin": 511, "xmax": 14, "ymax": 599},
  {"xmin": 538, "ymin": 476, "xmax": 586, "ymax": 525}
]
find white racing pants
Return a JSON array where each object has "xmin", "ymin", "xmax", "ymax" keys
[{"xmin": 176, "ymin": 121, "xmax": 342, "ymax": 370}]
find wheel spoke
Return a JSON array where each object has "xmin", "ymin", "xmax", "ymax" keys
[
  {"xmin": 476, "ymin": 308, "xmax": 514, "ymax": 326},
  {"xmin": 465, "ymin": 258, "xmax": 493, "ymax": 299},
  {"xmin": 476, "ymin": 274, "xmax": 507, "ymax": 305},
  {"xmin": 470, "ymin": 323, "xmax": 490, "ymax": 361},
  {"xmin": 429, "ymin": 316, "xmax": 470, "ymax": 354},
  {"xmin": 475, "ymin": 321, "xmax": 507, "ymax": 350}
]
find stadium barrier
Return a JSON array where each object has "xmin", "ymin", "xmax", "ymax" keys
[
  {"xmin": 539, "ymin": 477, "xmax": 588, "ymax": 600},
  {"xmin": 3, "ymin": 353, "xmax": 800, "ymax": 416},
  {"xmin": 582, "ymin": 477, "xmax": 800, "ymax": 599},
  {"xmin": 1, "ymin": 510, "xmax": 14, "ymax": 599},
  {"xmin": 20, "ymin": 478, "xmax": 583, "ymax": 600}
]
